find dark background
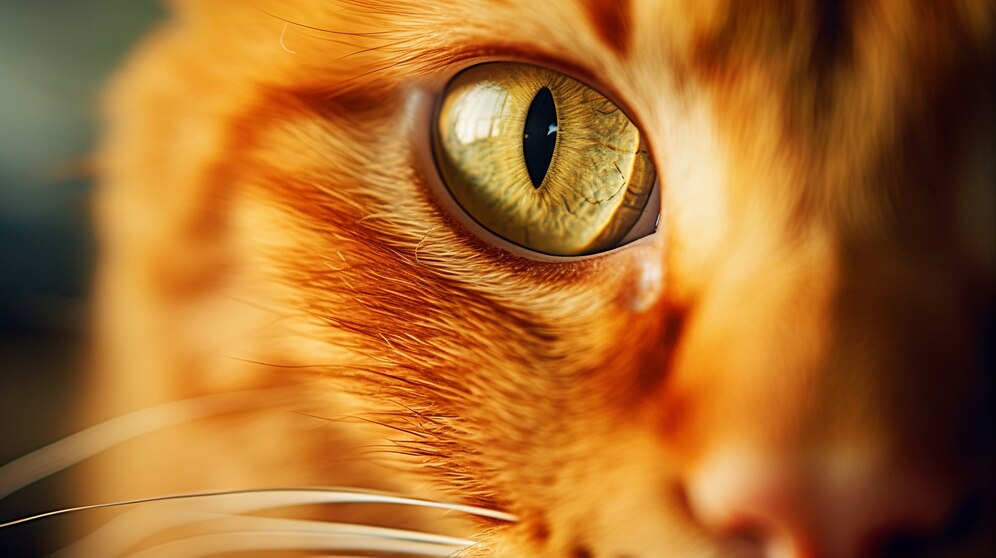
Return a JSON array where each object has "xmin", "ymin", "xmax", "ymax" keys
[{"xmin": 0, "ymin": 2, "xmax": 164, "ymax": 555}]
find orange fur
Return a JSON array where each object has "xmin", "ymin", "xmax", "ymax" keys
[{"xmin": 86, "ymin": 1, "xmax": 993, "ymax": 556}]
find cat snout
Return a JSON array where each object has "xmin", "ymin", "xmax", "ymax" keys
[{"xmin": 682, "ymin": 451, "xmax": 968, "ymax": 558}]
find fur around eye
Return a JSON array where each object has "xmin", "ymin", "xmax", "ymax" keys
[{"xmin": 433, "ymin": 62, "xmax": 657, "ymax": 257}]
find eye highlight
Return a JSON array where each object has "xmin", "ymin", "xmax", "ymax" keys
[{"xmin": 433, "ymin": 62, "xmax": 658, "ymax": 257}]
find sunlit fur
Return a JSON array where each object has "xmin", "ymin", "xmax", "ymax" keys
[{"xmin": 86, "ymin": 0, "xmax": 993, "ymax": 556}]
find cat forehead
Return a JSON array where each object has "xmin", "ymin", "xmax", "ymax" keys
[
  {"xmin": 178, "ymin": 0, "xmax": 990, "ymax": 124},
  {"xmin": 175, "ymin": 0, "xmax": 832, "ymax": 82},
  {"xmin": 199, "ymin": 1, "xmax": 987, "ymax": 55}
]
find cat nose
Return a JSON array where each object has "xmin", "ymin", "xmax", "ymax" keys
[{"xmin": 684, "ymin": 451, "xmax": 962, "ymax": 558}]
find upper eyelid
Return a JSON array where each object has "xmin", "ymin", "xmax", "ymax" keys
[{"xmin": 418, "ymin": 48, "xmax": 636, "ymax": 125}]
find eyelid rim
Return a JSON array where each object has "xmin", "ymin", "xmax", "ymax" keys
[{"xmin": 419, "ymin": 59, "xmax": 661, "ymax": 262}]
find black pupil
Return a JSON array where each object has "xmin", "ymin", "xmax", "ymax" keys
[{"xmin": 522, "ymin": 87, "xmax": 558, "ymax": 188}]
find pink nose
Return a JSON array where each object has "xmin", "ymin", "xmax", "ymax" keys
[{"xmin": 684, "ymin": 452, "xmax": 962, "ymax": 558}]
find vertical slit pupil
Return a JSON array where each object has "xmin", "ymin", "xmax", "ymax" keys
[{"xmin": 522, "ymin": 87, "xmax": 558, "ymax": 189}]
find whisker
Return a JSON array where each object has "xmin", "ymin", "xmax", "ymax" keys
[
  {"xmin": 58, "ymin": 512, "xmax": 476, "ymax": 558},
  {"xmin": 0, "ymin": 487, "xmax": 517, "ymax": 530},
  {"xmin": 0, "ymin": 387, "xmax": 297, "ymax": 500},
  {"xmin": 124, "ymin": 530, "xmax": 468, "ymax": 558},
  {"xmin": 252, "ymin": 5, "xmax": 397, "ymax": 38}
]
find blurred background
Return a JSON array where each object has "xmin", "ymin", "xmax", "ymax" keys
[{"xmin": 0, "ymin": 2, "xmax": 164, "ymax": 555}]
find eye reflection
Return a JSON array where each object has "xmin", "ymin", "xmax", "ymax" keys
[{"xmin": 452, "ymin": 85, "xmax": 511, "ymax": 144}]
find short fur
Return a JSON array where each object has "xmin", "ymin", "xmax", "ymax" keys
[{"xmin": 87, "ymin": 1, "xmax": 994, "ymax": 556}]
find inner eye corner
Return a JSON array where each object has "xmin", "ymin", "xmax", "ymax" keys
[{"xmin": 430, "ymin": 61, "xmax": 660, "ymax": 259}]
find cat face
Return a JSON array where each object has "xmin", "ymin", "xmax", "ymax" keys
[{"xmin": 94, "ymin": 0, "xmax": 994, "ymax": 556}]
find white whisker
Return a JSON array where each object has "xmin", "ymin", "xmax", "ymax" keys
[
  {"xmin": 55, "ymin": 506, "xmax": 222, "ymax": 557},
  {"xmin": 1, "ymin": 487, "xmax": 516, "ymax": 530},
  {"xmin": 58, "ymin": 514, "xmax": 476, "ymax": 558},
  {"xmin": 124, "ymin": 530, "xmax": 468, "ymax": 558},
  {"xmin": 0, "ymin": 387, "xmax": 297, "ymax": 500}
]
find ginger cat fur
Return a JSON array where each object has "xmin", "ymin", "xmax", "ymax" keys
[{"xmin": 85, "ymin": 0, "xmax": 993, "ymax": 557}]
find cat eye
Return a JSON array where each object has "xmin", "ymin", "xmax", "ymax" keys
[{"xmin": 433, "ymin": 62, "xmax": 658, "ymax": 257}]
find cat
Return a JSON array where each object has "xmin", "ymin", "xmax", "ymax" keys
[{"xmin": 25, "ymin": 0, "xmax": 996, "ymax": 556}]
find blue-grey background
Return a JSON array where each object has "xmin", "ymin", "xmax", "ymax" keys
[{"xmin": 0, "ymin": 2, "xmax": 164, "ymax": 554}]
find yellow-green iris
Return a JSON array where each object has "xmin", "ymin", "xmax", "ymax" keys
[{"xmin": 434, "ymin": 62, "xmax": 656, "ymax": 256}]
